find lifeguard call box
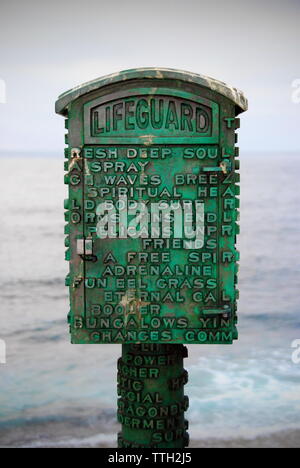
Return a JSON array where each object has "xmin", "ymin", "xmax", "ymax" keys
[{"xmin": 56, "ymin": 68, "xmax": 248, "ymax": 346}]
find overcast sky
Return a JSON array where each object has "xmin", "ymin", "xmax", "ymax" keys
[{"xmin": 0, "ymin": 0, "xmax": 299, "ymax": 153}]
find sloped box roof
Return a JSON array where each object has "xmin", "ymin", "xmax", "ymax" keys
[{"xmin": 55, "ymin": 67, "xmax": 248, "ymax": 116}]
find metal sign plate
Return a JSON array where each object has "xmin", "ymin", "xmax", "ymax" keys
[{"xmin": 60, "ymin": 70, "xmax": 245, "ymax": 345}]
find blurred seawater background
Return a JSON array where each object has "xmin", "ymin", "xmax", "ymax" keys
[{"xmin": 0, "ymin": 152, "xmax": 299, "ymax": 447}]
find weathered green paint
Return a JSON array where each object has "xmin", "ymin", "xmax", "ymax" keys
[
  {"xmin": 57, "ymin": 68, "xmax": 247, "ymax": 346},
  {"xmin": 117, "ymin": 344, "xmax": 189, "ymax": 448},
  {"xmin": 56, "ymin": 68, "xmax": 247, "ymax": 448}
]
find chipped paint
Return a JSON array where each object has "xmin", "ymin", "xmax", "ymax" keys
[
  {"xmin": 140, "ymin": 134, "xmax": 155, "ymax": 146},
  {"xmin": 120, "ymin": 291, "xmax": 150, "ymax": 327}
]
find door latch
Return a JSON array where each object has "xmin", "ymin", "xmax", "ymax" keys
[{"xmin": 77, "ymin": 238, "xmax": 97, "ymax": 261}]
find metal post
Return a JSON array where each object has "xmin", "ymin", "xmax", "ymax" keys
[{"xmin": 117, "ymin": 344, "xmax": 189, "ymax": 448}]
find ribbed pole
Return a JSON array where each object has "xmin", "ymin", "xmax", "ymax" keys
[{"xmin": 117, "ymin": 344, "xmax": 189, "ymax": 448}]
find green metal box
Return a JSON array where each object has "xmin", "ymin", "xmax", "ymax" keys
[{"xmin": 56, "ymin": 68, "xmax": 247, "ymax": 345}]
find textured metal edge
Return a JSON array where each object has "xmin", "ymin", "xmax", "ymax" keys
[{"xmin": 55, "ymin": 67, "xmax": 248, "ymax": 116}]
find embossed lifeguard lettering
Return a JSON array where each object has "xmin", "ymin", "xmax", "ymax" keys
[{"xmin": 91, "ymin": 97, "xmax": 211, "ymax": 136}]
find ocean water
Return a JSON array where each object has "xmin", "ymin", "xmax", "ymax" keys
[{"xmin": 0, "ymin": 152, "xmax": 299, "ymax": 447}]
